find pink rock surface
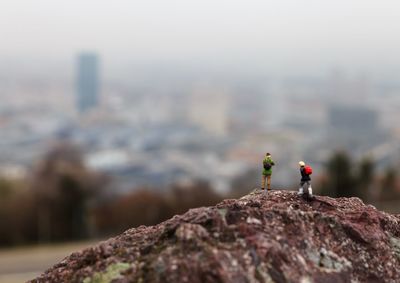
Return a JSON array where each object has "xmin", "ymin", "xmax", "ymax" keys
[{"xmin": 30, "ymin": 190, "xmax": 400, "ymax": 283}]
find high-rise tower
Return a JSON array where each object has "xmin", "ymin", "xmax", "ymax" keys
[{"xmin": 76, "ymin": 53, "xmax": 99, "ymax": 113}]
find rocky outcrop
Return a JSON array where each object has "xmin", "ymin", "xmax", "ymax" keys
[{"xmin": 30, "ymin": 190, "xmax": 400, "ymax": 283}]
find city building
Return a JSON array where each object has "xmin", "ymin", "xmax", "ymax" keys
[
  {"xmin": 189, "ymin": 87, "xmax": 230, "ymax": 136},
  {"xmin": 328, "ymin": 106, "xmax": 378, "ymax": 136},
  {"xmin": 76, "ymin": 53, "xmax": 99, "ymax": 113}
]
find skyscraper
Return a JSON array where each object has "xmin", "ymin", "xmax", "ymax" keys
[{"xmin": 76, "ymin": 53, "xmax": 99, "ymax": 113}]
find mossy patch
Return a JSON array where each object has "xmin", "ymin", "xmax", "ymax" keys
[
  {"xmin": 307, "ymin": 248, "xmax": 351, "ymax": 272},
  {"xmin": 390, "ymin": 236, "xmax": 400, "ymax": 259},
  {"xmin": 83, "ymin": 262, "xmax": 130, "ymax": 283},
  {"xmin": 218, "ymin": 208, "xmax": 228, "ymax": 218}
]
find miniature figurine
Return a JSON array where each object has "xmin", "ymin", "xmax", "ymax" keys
[
  {"xmin": 262, "ymin": 153, "xmax": 275, "ymax": 191},
  {"xmin": 298, "ymin": 161, "xmax": 314, "ymax": 199}
]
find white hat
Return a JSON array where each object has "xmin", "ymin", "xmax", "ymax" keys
[{"xmin": 299, "ymin": 161, "xmax": 305, "ymax": 167}]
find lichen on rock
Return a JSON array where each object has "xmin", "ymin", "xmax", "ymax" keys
[
  {"xmin": 390, "ymin": 236, "xmax": 400, "ymax": 259},
  {"xmin": 82, "ymin": 262, "xmax": 130, "ymax": 283}
]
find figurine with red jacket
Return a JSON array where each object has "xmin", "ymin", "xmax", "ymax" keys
[{"xmin": 298, "ymin": 161, "xmax": 314, "ymax": 199}]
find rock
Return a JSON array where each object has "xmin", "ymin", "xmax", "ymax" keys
[
  {"xmin": 175, "ymin": 223, "xmax": 209, "ymax": 242},
  {"xmin": 30, "ymin": 190, "xmax": 400, "ymax": 283},
  {"xmin": 246, "ymin": 217, "xmax": 262, "ymax": 225}
]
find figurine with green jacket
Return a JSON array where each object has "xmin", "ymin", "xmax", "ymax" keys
[{"xmin": 262, "ymin": 152, "xmax": 275, "ymax": 192}]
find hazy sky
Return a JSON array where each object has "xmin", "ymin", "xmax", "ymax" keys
[{"xmin": 1, "ymin": 0, "xmax": 400, "ymax": 77}]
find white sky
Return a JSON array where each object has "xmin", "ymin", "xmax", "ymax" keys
[{"xmin": 1, "ymin": 0, "xmax": 400, "ymax": 77}]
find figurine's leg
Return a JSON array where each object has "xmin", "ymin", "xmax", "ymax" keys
[
  {"xmin": 267, "ymin": 175, "xmax": 271, "ymax": 191},
  {"xmin": 298, "ymin": 182, "xmax": 304, "ymax": 195},
  {"xmin": 261, "ymin": 175, "xmax": 266, "ymax": 190},
  {"xmin": 307, "ymin": 182, "xmax": 313, "ymax": 196}
]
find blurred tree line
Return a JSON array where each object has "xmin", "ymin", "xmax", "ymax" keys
[
  {"xmin": 318, "ymin": 151, "xmax": 400, "ymax": 203},
  {"xmin": 0, "ymin": 143, "xmax": 107, "ymax": 246},
  {"xmin": 0, "ymin": 143, "xmax": 224, "ymax": 247},
  {"xmin": 0, "ymin": 144, "xmax": 399, "ymax": 247}
]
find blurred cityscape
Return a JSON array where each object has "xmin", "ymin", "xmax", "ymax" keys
[{"xmin": 1, "ymin": 55, "xmax": 400, "ymax": 193}]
